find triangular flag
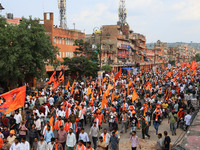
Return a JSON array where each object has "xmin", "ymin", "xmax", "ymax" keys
[
  {"xmin": 49, "ymin": 116, "xmax": 54, "ymax": 131},
  {"xmin": 115, "ymin": 68, "xmax": 122, "ymax": 79},
  {"xmin": 132, "ymin": 89, "xmax": 139, "ymax": 103},
  {"xmin": 5, "ymin": 86, "xmax": 26, "ymax": 114}
]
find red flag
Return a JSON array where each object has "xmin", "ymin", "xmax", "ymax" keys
[
  {"xmin": 115, "ymin": 68, "xmax": 122, "ymax": 79},
  {"xmin": 0, "ymin": 86, "xmax": 26, "ymax": 113},
  {"xmin": 47, "ymin": 71, "xmax": 56, "ymax": 84},
  {"xmin": 5, "ymin": 86, "xmax": 26, "ymax": 114}
]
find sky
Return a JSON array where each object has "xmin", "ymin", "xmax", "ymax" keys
[{"xmin": 1, "ymin": 0, "xmax": 200, "ymax": 43}]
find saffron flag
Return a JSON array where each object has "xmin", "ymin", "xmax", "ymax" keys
[
  {"xmin": 46, "ymin": 71, "xmax": 56, "ymax": 84},
  {"xmin": 5, "ymin": 86, "xmax": 26, "ymax": 114},
  {"xmin": 100, "ymin": 93, "xmax": 108, "ymax": 110},
  {"xmin": 115, "ymin": 68, "xmax": 122, "ymax": 79},
  {"xmin": 71, "ymin": 81, "xmax": 75, "ymax": 94},
  {"xmin": 128, "ymin": 68, "xmax": 131, "ymax": 77},
  {"xmin": 132, "ymin": 89, "xmax": 139, "ymax": 103},
  {"xmin": 58, "ymin": 70, "xmax": 64, "ymax": 83},
  {"xmin": 0, "ymin": 86, "xmax": 26, "ymax": 114},
  {"xmin": 86, "ymin": 86, "xmax": 92, "ymax": 96},
  {"xmin": 65, "ymin": 81, "xmax": 70, "ymax": 90},
  {"xmin": 49, "ymin": 116, "xmax": 54, "ymax": 131}
]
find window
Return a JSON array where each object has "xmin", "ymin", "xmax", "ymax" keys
[
  {"xmin": 66, "ymin": 52, "xmax": 67, "ymax": 57},
  {"xmin": 66, "ymin": 39, "xmax": 68, "ymax": 45},
  {"xmin": 59, "ymin": 52, "xmax": 61, "ymax": 57},
  {"xmin": 57, "ymin": 38, "xmax": 58, "ymax": 44},
  {"xmin": 63, "ymin": 38, "xmax": 65, "ymax": 45},
  {"xmin": 63, "ymin": 52, "xmax": 65, "ymax": 58},
  {"xmin": 54, "ymin": 37, "xmax": 56, "ymax": 43},
  {"xmin": 59, "ymin": 38, "xmax": 61, "ymax": 44}
]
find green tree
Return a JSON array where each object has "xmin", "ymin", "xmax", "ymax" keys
[
  {"xmin": 0, "ymin": 16, "xmax": 58, "ymax": 90},
  {"xmin": 63, "ymin": 56, "xmax": 99, "ymax": 79},
  {"xmin": 101, "ymin": 65, "xmax": 112, "ymax": 72},
  {"xmin": 74, "ymin": 39, "xmax": 99, "ymax": 63}
]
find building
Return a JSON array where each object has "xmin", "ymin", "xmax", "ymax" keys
[
  {"xmin": 168, "ymin": 44, "xmax": 197, "ymax": 63},
  {"xmin": 43, "ymin": 12, "xmax": 85, "ymax": 72},
  {"xmin": 142, "ymin": 40, "xmax": 167, "ymax": 69},
  {"xmin": 6, "ymin": 13, "xmax": 21, "ymax": 25}
]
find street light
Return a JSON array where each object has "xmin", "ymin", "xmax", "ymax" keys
[{"xmin": 92, "ymin": 27, "xmax": 102, "ymax": 70}]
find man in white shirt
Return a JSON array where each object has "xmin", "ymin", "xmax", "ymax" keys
[
  {"xmin": 47, "ymin": 138, "xmax": 55, "ymax": 150},
  {"xmin": 184, "ymin": 111, "xmax": 192, "ymax": 130},
  {"xmin": 10, "ymin": 137, "xmax": 21, "ymax": 150},
  {"xmin": 66, "ymin": 128, "xmax": 76, "ymax": 150},
  {"xmin": 14, "ymin": 110, "xmax": 22, "ymax": 134},
  {"xmin": 20, "ymin": 137, "xmax": 30, "ymax": 150},
  {"xmin": 78, "ymin": 128, "xmax": 89, "ymax": 146},
  {"xmin": 48, "ymin": 96, "xmax": 54, "ymax": 106},
  {"xmin": 101, "ymin": 128, "xmax": 110, "ymax": 149}
]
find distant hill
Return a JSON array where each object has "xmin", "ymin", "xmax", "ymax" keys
[{"xmin": 146, "ymin": 42, "xmax": 200, "ymax": 50}]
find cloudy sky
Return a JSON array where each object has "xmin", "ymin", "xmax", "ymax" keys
[{"xmin": 1, "ymin": 0, "xmax": 200, "ymax": 43}]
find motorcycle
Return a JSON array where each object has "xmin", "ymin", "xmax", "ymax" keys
[{"xmin": 109, "ymin": 115, "xmax": 118, "ymax": 131}]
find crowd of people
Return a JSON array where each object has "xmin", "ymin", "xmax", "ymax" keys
[{"xmin": 0, "ymin": 62, "xmax": 199, "ymax": 150}]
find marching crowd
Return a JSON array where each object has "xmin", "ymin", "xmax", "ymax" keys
[{"xmin": 0, "ymin": 62, "xmax": 199, "ymax": 150}]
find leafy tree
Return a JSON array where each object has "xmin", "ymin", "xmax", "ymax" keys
[
  {"xmin": 0, "ymin": 16, "xmax": 58, "ymax": 90},
  {"xmin": 101, "ymin": 65, "xmax": 112, "ymax": 72},
  {"xmin": 62, "ymin": 56, "xmax": 99, "ymax": 79},
  {"xmin": 74, "ymin": 39, "xmax": 99, "ymax": 63}
]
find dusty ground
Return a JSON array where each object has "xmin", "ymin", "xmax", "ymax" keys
[{"xmin": 84, "ymin": 118, "xmax": 184, "ymax": 150}]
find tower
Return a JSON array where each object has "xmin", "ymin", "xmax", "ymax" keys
[
  {"xmin": 57, "ymin": 0, "xmax": 67, "ymax": 29},
  {"xmin": 117, "ymin": 0, "xmax": 127, "ymax": 27}
]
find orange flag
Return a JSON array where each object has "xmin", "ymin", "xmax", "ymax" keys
[
  {"xmin": 86, "ymin": 86, "xmax": 92, "ymax": 96},
  {"xmin": 128, "ymin": 80, "xmax": 132, "ymax": 87},
  {"xmin": 46, "ymin": 71, "xmax": 56, "ymax": 84},
  {"xmin": 132, "ymin": 89, "xmax": 139, "ymax": 103},
  {"xmin": 49, "ymin": 116, "xmax": 54, "ymax": 131},
  {"xmin": 0, "ymin": 86, "xmax": 26, "ymax": 113},
  {"xmin": 5, "ymin": 86, "xmax": 26, "ymax": 114},
  {"xmin": 128, "ymin": 68, "xmax": 131, "ymax": 77},
  {"xmin": 70, "ymin": 81, "xmax": 75, "ymax": 94},
  {"xmin": 115, "ymin": 68, "xmax": 122, "ymax": 79},
  {"xmin": 101, "ymin": 93, "xmax": 108, "ymax": 110},
  {"xmin": 102, "ymin": 77, "xmax": 107, "ymax": 83},
  {"xmin": 65, "ymin": 81, "xmax": 70, "ymax": 90}
]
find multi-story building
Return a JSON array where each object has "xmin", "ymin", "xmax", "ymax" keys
[
  {"xmin": 168, "ymin": 44, "xmax": 197, "ymax": 63},
  {"xmin": 43, "ymin": 12, "xmax": 85, "ymax": 72}
]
